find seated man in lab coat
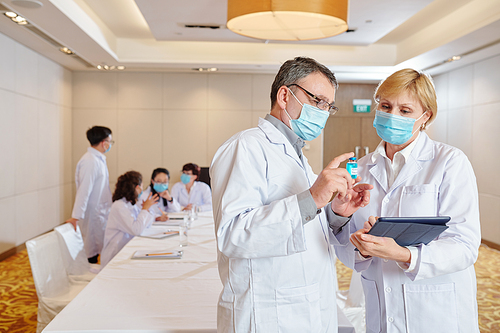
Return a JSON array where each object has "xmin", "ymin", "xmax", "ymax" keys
[
  {"xmin": 65, "ymin": 126, "xmax": 113, "ymax": 264},
  {"xmin": 210, "ymin": 57, "xmax": 373, "ymax": 333}
]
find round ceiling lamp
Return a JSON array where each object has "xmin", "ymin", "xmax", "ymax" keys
[
  {"xmin": 10, "ymin": 0, "xmax": 43, "ymax": 9},
  {"xmin": 227, "ymin": 0, "xmax": 348, "ymax": 41}
]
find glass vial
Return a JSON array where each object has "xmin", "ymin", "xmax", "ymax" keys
[{"xmin": 346, "ymin": 157, "xmax": 358, "ymax": 179}]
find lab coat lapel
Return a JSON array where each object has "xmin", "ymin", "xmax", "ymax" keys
[
  {"xmin": 367, "ymin": 155, "xmax": 389, "ymax": 194},
  {"xmin": 258, "ymin": 118, "xmax": 304, "ymax": 169},
  {"xmin": 390, "ymin": 133, "xmax": 434, "ymax": 191}
]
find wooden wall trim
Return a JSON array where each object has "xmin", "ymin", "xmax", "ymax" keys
[
  {"xmin": 481, "ymin": 239, "xmax": 500, "ymax": 251},
  {"xmin": 0, "ymin": 243, "xmax": 27, "ymax": 262}
]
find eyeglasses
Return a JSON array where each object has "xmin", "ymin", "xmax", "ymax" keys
[
  {"xmin": 287, "ymin": 84, "xmax": 339, "ymax": 115},
  {"xmin": 104, "ymin": 140, "xmax": 115, "ymax": 145}
]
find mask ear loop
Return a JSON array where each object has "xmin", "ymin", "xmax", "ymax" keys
[
  {"xmin": 412, "ymin": 111, "xmax": 428, "ymax": 135},
  {"xmin": 283, "ymin": 87, "xmax": 302, "ymax": 123}
]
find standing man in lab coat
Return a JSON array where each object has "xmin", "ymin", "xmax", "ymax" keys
[
  {"xmin": 210, "ymin": 57, "xmax": 373, "ymax": 333},
  {"xmin": 66, "ymin": 126, "xmax": 113, "ymax": 264}
]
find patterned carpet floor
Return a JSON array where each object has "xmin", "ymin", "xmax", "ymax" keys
[{"xmin": 1, "ymin": 244, "xmax": 499, "ymax": 332}]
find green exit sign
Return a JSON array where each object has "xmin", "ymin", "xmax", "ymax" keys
[{"xmin": 353, "ymin": 99, "xmax": 372, "ymax": 113}]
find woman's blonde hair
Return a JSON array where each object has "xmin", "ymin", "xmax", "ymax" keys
[{"xmin": 374, "ymin": 68, "xmax": 437, "ymax": 130}]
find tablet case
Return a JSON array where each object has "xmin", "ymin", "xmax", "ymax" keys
[{"xmin": 368, "ymin": 216, "xmax": 451, "ymax": 247}]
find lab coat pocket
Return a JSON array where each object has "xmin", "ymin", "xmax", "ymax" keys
[
  {"xmin": 275, "ymin": 283, "xmax": 321, "ymax": 333},
  {"xmin": 403, "ymin": 283, "xmax": 458, "ymax": 333},
  {"xmin": 361, "ymin": 275, "xmax": 381, "ymax": 333},
  {"xmin": 400, "ymin": 184, "xmax": 438, "ymax": 216}
]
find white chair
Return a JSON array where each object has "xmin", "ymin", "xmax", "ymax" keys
[
  {"xmin": 26, "ymin": 231, "xmax": 87, "ymax": 333},
  {"xmin": 54, "ymin": 223, "xmax": 99, "ymax": 282}
]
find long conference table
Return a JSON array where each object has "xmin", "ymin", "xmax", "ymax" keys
[{"xmin": 44, "ymin": 212, "xmax": 355, "ymax": 333}]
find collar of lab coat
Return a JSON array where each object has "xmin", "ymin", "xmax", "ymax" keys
[
  {"xmin": 367, "ymin": 131, "xmax": 434, "ymax": 193},
  {"xmin": 88, "ymin": 146, "xmax": 107, "ymax": 162},
  {"xmin": 258, "ymin": 117, "xmax": 304, "ymax": 169}
]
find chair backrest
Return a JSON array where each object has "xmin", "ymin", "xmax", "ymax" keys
[
  {"xmin": 26, "ymin": 231, "xmax": 70, "ymax": 298},
  {"xmin": 198, "ymin": 167, "xmax": 211, "ymax": 188},
  {"xmin": 54, "ymin": 223, "xmax": 90, "ymax": 276}
]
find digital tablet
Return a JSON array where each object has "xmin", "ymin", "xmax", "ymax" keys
[
  {"xmin": 377, "ymin": 216, "xmax": 451, "ymax": 225},
  {"xmin": 366, "ymin": 216, "xmax": 451, "ymax": 247}
]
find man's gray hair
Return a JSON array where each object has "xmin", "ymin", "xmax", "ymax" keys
[{"xmin": 270, "ymin": 57, "xmax": 338, "ymax": 108}]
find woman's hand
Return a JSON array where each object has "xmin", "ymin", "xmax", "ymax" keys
[
  {"xmin": 159, "ymin": 189, "xmax": 172, "ymax": 201},
  {"xmin": 155, "ymin": 206, "xmax": 169, "ymax": 221},
  {"xmin": 182, "ymin": 204, "xmax": 193, "ymax": 211},
  {"xmin": 350, "ymin": 216, "xmax": 411, "ymax": 263},
  {"xmin": 142, "ymin": 193, "xmax": 159, "ymax": 211}
]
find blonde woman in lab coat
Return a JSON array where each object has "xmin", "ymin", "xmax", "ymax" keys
[
  {"xmin": 100, "ymin": 171, "xmax": 158, "ymax": 267},
  {"xmin": 341, "ymin": 69, "xmax": 480, "ymax": 333}
]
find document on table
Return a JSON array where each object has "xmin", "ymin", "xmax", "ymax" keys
[
  {"xmin": 132, "ymin": 249, "xmax": 183, "ymax": 259},
  {"xmin": 139, "ymin": 229, "xmax": 179, "ymax": 239}
]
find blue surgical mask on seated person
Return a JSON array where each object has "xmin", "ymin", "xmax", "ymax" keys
[
  {"xmin": 153, "ymin": 183, "xmax": 168, "ymax": 193},
  {"xmin": 373, "ymin": 110, "xmax": 427, "ymax": 145},
  {"xmin": 180, "ymin": 173, "xmax": 191, "ymax": 185},
  {"xmin": 284, "ymin": 88, "xmax": 330, "ymax": 141},
  {"xmin": 104, "ymin": 142, "xmax": 112, "ymax": 153}
]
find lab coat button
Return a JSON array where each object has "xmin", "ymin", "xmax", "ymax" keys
[
  {"xmin": 386, "ymin": 287, "xmax": 392, "ymax": 293},
  {"xmin": 383, "ymin": 259, "xmax": 388, "ymax": 262},
  {"xmin": 383, "ymin": 198, "xmax": 389, "ymax": 203},
  {"xmin": 388, "ymin": 317, "xmax": 394, "ymax": 323},
  {"xmin": 306, "ymin": 216, "xmax": 311, "ymax": 221}
]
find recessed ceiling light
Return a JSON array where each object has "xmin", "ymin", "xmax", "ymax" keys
[
  {"xmin": 117, "ymin": 66, "xmax": 125, "ymax": 70},
  {"xmin": 193, "ymin": 68, "xmax": 218, "ymax": 72},
  {"xmin": 4, "ymin": 12, "xmax": 17, "ymax": 18},
  {"xmin": 59, "ymin": 47, "xmax": 74, "ymax": 55}
]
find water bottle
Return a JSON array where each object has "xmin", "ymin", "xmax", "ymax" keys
[{"xmin": 346, "ymin": 157, "xmax": 358, "ymax": 179}]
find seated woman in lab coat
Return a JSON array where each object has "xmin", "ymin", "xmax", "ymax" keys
[
  {"xmin": 138, "ymin": 168, "xmax": 181, "ymax": 221},
  {"xmin": 171, "ymin": 163, "xmax": 212, "ymax": 212},
  {"xmin": 100, "ymin": 171, "xmax": 159, "ymax": 267},
  {"xmin": 343, "ymin": 69, "xmax": 480, "ymax": 333}
]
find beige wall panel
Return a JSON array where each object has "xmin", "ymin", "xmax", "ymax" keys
[
  {"xmin": 163, "ymin": 110, "xmax": 209, "ymax": 184},
  {"xmin": 118, "ymin": 72, "xmax": 163, "ymax": 109},
  {"xmin": 0, "ymin": 33, "xmax": 16, "ymax": 92},
  {"xmin": 163, "ymin": 73, "xmax": 208, "ymax": 110},
  {"xmin": 60, "ymin": 106, "xmax": 73, "ymax": 184},
  {"xmin": 426, "ymin": 110, "xmax": 448, "ymax": 143},
  {"xmin": 38, "ymin": 56, "xmax": 64, "ymax": 105},
  {"xmin": 0, "ymin": 197, "xmax": 16, "ymax": 253},
  {"xmin": 433, "ymin": 72, "xmax": 449, "ymax": 111},
  {"xmin": 38, "ymin": 101, "xmax": 61, "ymax": 189},
  {"xmin": 207, "ymin": 110, "xmax": 252, "ymax": 163},
  {"xmin": 447, "ymin": 107, "xmax": 473, "ymax": 158},
  {"xmin": 0, "ymin": 90, "xmax": 16, "ymax": 199},
  {"xmin": 474, "ymin": 55, "xmax": 500, "ymax": 105},
  {"xmin": 208, "ymin": 74, "xmax": 252, "ymax": 110},
  {"xmin": 15, "ymin": 95, "xmax": 38, "ymax": 195},
  {"xmin": 448, "ymin": 65, "xmax": 473, "ymax": 110},
  {"xmin": 116, "ymin": 109, "xmax": 164, "ymax": 181},
  {"xmin": 252, "ymin": 74, "xmax": 274, "ymax": 110},
  {"xmin": 251, "ymin": 110, "xmax": 269, "ymax": 127},
  {"xmin": 73, "ymin": 72, "xmax": 117, "ymax": 109},
  {"xmin": 38, "ymin": 187, "xmax": 60, "ymax": 233},
  {"xmin": 472, "ymin": 102, "xmax": 500, "ymax": 197},
  {"xmin": 479, "ymin": 194, "xmax": 500, "ymax": 244},
  {"xmin": 15, "ymin": 43, "xmax": 38, "ymax": 98},
  {"xmin": 15, "ymin": 192, "xmax": 39, "ymax": 245}
]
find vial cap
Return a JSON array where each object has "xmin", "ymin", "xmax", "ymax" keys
[{"xmin": 349, "ymin": 157, "xmax": 356, "ymax": 161}]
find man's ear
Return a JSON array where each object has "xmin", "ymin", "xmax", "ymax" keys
[{"xmin": 276, "ymin": 85, "xmax": 289, "ymax": 110}]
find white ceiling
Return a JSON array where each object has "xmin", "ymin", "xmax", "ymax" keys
[{"xmin": 0, "ymin": 0, "xmax": 499, "ymax": 82}]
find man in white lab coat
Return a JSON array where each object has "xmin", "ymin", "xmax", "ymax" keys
[
  {"xmin": 210, "ymin": 57, "xmax": 373, "ymax": 332},
  {"xmin": 66, "ymin": 126, "xmax": 113, "ymax": 263}
]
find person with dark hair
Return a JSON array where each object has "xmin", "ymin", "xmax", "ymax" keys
[
  {"xmin": 65, "ymin": 126, "xmax": 114, "ymax": 264},
  {"xmin": 210, "ymin": 57, "xmax": 373, "ymax": 332},
  {"xmin": 171, "ymin": 163, "xmax": 212, "ymax": 212},
  {"xmin": 100, "ymin": 171, "xmax": 158, "ymax": 267},
  {"xmin": 138, "ymin": 168, "xmax": 181, "ymax": 221}
]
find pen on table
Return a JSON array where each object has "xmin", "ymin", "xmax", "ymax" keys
[{"xmin": 145, "ymin": 252, "xmax": 174, "ymax": 256}]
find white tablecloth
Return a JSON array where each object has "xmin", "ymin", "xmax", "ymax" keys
[{"xmin": 44, "ymin": 213, "xmax": 354, "ymax": 333}]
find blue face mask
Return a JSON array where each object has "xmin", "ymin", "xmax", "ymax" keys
[
  {"xmin": 180, "ymin": 173, "xmax": 191, "ymax": 185},
  {"xmin": 153, "ymin": 183, "xmax": 168, "ymax": 193},
  {"xmin": 104, "ymin": 142, "xmax": 112, "ymax": 153},
  {"xmin": 373, "ymin": 110, "xmax": 426, "ymax": 145},
  {"xmin": 285, "ymin": 89, "xmax": 330, "ymax": 141}
]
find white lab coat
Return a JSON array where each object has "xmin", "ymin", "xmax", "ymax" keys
[
  {"xmin": 210, "ymin": 118, "xmax": 350, "ymax": 333},
  {"xmin": 336, "ymin": 132, "xmax": 480, "ymax": 333},
  {"xmin": 100, "ymin": 198, "xmax": 154, "ymax": 267},
  {"xmin": 71, "ymin": 147, "xmax": 112, "ymax": 258},
  {"xmin": 138, "ymin": 186, "xmax": 182, "ymax": 217},
  {"xmin": 171, "ymin": 181, "xmax": 212, "ymax": 212}
]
